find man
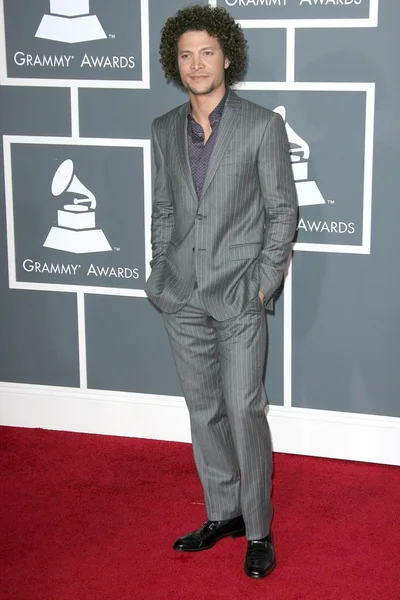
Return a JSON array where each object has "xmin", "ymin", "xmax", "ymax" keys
[{"xmin": 145, "ymin": 5, "xmax": 297, "ymax": 579}]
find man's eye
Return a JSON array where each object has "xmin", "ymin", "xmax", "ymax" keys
[
  {"xmin": 204, "ymin": 52, "xmax": 214, "ymax": 56},
  {"xmin": 181, "ymin": 54, "xmax": 190, "ymax": 60}
]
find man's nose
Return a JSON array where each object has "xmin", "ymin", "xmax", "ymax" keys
[{"xmin": 190, "ymin": 55, "xmax": 204, "ymax": 70}]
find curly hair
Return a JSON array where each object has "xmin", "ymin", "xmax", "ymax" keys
[{"xmin": 159, "ymin": 5, "xmax": 248, "ymax": 88}]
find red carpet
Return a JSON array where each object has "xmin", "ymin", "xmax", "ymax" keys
[{"xmin": 0, "ymin": 426, "xmax": 399, "ymax": 600}]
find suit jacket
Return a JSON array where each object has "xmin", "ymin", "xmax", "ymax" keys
[{"xmin": 144, "ymin": 89, "xmax": 298, "ymax": 322}]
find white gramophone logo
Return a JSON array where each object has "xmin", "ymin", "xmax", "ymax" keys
[
  {"xmin": 274, "ymin": 106, "xmax": 325, "ymax": 207},
  {"xmin": 36, "ymin": 0, "xmax": 107, "ymax": 44},
  {"xmin": 43, "ymin": 159, "xmax": 112, "ymax": 254}
]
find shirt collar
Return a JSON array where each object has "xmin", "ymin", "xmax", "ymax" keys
[{"xmin": 187, "ymin": 88, "xmax": 229, "ymax": 128}]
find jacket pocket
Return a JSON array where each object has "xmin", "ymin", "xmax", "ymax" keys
[
  {"xmin": 229, "ymin": 242, "xmax": 262, "ymax": 260},
  {"xmin": 219, "ymin": 153, "xmax": 253, "ymax": 166}
]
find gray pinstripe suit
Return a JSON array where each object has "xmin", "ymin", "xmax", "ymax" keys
[{"xmin": 145, "ymin": 89, "xmax": 297, "ymax": 539}]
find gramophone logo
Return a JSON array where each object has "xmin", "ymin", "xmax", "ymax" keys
[
  {"xmin": 43, "ymin": 159, "xmax": 112, "ymax": 254},
  {"xmin": 35, "ymin": 0, "xmax": 107, "ymax": 44},
  {"xmin": 274, "ymin": 106, "xmax": 325, "ymax": 207}
]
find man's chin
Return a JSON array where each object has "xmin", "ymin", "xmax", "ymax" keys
[{"xmin": 186, "ymin": 84, "xmax": 215, "ymax": 96}]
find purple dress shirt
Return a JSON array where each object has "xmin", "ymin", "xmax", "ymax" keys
[{"xmin": 187, "ymin": 92, "xmax": 227, "ymax": 198}]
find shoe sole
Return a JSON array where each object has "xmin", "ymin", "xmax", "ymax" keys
[
  {"xmin": 244, "ymin": 558, "xmax": 277, "ymax": 579},
  {"xmin": 173, "ymin": 528, "xmax": 246, "ymax": 552}
]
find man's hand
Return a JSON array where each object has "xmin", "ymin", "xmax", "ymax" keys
[{"xmin": 259, "ymin": 291, "xmax": 264, "ymax": 304}]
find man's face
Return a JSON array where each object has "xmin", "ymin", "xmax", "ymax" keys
[{"xmin": 177, "ymin": 30, "xmax": 230, "ymax": 96}]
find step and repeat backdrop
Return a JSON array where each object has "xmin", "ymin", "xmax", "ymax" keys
[{"xmin": 1, "ymin": 0, "xmax": 399, "ymax": 463}]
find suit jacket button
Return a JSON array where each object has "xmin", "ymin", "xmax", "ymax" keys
[{"xmin": 197, "ymin": 214, "xmax": 203, "ymax": 220}]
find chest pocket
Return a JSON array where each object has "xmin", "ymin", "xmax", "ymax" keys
[{"xmin": 219, "ymin": 152, "xmax": 253, "ymax": 166}]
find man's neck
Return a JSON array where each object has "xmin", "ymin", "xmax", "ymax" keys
[{"xmin": 189, "ymin": 84, "xmax": 227, "ymax": 126}]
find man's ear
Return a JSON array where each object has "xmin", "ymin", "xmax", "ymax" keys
[{"xmin": 224, "ymin": 56, "xmax": 231, "ymax": 69}]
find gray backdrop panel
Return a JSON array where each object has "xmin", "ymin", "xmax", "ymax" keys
[
  {"xmin": 0, "ymin": 88, "xmax": 71, "ymax": 136},
  {"xmin": 214, "ymin": 0, "xmax": 370, "ymax": 20},
  {"xmin": 292, "ymin": 251, "xmax": 400, "ymax": 417},
  {"xmin": 3, "ymin": 0, "xmax": 143, "ymax": 82},
  {"xmin": 85, "ymin": 295, "xmax": 182, "ymax": 396},
  {"xmin": 0, "ymin": 288, "xmax": 79, "ymax": 386}
]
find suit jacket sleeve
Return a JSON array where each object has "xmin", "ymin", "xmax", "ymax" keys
[
  {"xmin": 149, "ymin": 120, "xmax": 174, "ymax": 268},
  {"xmin": 257, "ymin": 112, "xmax": 298, "ymax": 304}
]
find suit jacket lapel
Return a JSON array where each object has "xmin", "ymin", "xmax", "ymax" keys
[
  {"xmin": 199, "ymin": 89, "xmax": 242, "ymax": 201},
  {"xmin": 175, "ymin": 104, "xmax": 198, "ymax": 203}
]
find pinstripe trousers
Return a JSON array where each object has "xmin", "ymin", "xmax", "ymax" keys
[{"xmin": 162, "ymin": 287, "xmax": 273, "ymax": 540}]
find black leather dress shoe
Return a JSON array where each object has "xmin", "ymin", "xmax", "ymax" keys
[
  {"xmin": 244, "ymin": 532, "xmax": 276, "ymax": 578},
  {"xmin": 173, "ymin": 516, "xmax": 246, "ymax": 552}
]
